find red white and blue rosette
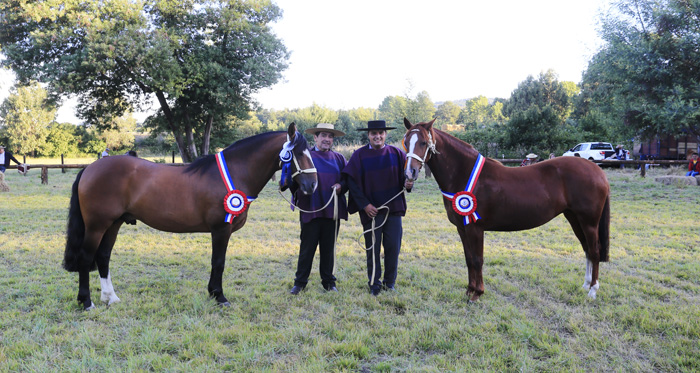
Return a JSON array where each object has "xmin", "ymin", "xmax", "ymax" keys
[
  {"xmin": 223, "ymin": 189, "xmax": 249, "ymax": 216},
  {"xmin": 216, "ymin": 151, "xmax": 256, "ymax": 224},
  {"xmin": 452, "ymin": 191, "xmax": 477, "ymax": 216},
  {"xmin": 441, "ymin": 153, "xmax": 485, "ymax": 225}
]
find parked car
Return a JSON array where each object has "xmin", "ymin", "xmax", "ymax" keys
[{"xmin": 562, "ymin": 142, "xmax": 616, "ymax": 161}]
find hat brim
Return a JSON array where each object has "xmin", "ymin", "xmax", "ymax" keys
[
  {"xmin": 357, "ymin": 127, "xmax": 396, "ymax": 131},
  {"xmin": 305, "ymin": 128, "xmax": 345, "ymax": 137}
]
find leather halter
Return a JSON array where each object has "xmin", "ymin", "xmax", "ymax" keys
[
  {"xmin": 279, "ymin": 132, "xmax": 317, "ymax": 178},
  {"xmin": 404, "ymin": 128, "xmax": 439, "ymax": 166}
]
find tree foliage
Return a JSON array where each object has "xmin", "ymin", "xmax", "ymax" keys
[
  {"xmin": 0, "ymin": 82, "xmax": 55, "ymax": 155},
  {"xmin": 581, "ymin": 0, "xmax": 700, "ymax": 139},
  {"xmin": 0, "ymin": 0, "xmax": 289, "ymax": 162},
  {"xmin": 502, "ymin": 70, "xmax": 577, "ymax": 157}
]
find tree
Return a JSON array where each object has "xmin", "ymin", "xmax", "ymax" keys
[
  {"xmin": 99, "ymin": 114, "xmax": 136, "ymax": 152},
  {"xmin": 503, "ymin": 70, "xmax": 576, "ymax": 156},
  {"xmin": 40, "ymin": 122, "xmax": 80, "ymax": 157},
  {"xmin": 581, "ymin": 0, "xmax": 700, "ymax": 139},
  {"xmin": 0, "ymin": 82, "xmax": 55, "ymax": 155},
  {"xmin": 0, "ymin": 0, "xmax": 289, "ymax": 162},
  {"xmin": 435, "ymin": 101, "xmax": 462, "ymax": 128}
]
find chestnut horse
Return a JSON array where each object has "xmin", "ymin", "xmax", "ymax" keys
[
  {"xmin": 64, "ymin": 123, "xmax": 317, "ymax": 310},
  {"xmin": 403, "ymin": 118, "xmax": 610, "ymax": 301}
]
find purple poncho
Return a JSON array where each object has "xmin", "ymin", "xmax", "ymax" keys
[
  {"xmin": 294, "ymin": 149, "xmax": 348, "ymax": 224},
  {"xmin": 342, "ymin": 144, "xmax": 407, "ymax": 225}
]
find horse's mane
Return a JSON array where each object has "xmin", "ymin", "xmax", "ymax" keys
[{"xmin": 184, "ymin": 130, "xmax": 308, "ymax": 175}]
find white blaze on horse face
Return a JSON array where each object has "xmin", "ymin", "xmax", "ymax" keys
[
  {"xmin": 302, "ymin": 149, "xmax": 318, "ymax": 193},
  {"xmin": 405, "ymin": 133, "xmax": 419, "ymax": 180},
  {"xmin": 100, "ymin": 272, "xmax": 121, "ymax": 305}
]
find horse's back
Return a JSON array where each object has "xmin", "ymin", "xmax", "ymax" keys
[
  {"xmin": 479, "ymin": 157, "xmax": 608, "ymax": 231},
  {"xmin": 78, "ymin": 156, "xmax": 219, "ymax": 232}
]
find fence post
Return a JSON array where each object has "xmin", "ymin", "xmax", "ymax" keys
[
  {"xmin": 172, "ymin": 151, "xmax": 175, "ymax": 163},
  {"xmin": 22, "ymin": 155, "xmax": 27, "ymax": 176},
  {"xmin": 61, "ymin": 154, "xmax": 66, "ymax": 173},
  {"xmin": 41, "ymin": 167, "xmax": 48, "ymax": 184}
]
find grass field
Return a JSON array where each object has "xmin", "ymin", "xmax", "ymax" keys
[{"xmin": 0, "ymin": 164, "xmax": 698, "ymax": 371}]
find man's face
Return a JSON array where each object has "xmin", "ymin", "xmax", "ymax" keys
[
  {"xmin": 368, "ymin": 130, "xmax": 386, "ymax": 149},
  {"xmin": 313, "ymin": 131, "xmax": 335, "ymax": 152},
  {"xmin": 0, "ymin": 148, "xmax": 4, "ymax": 154}
]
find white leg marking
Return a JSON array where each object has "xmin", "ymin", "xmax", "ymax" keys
[
  {"xmin": 587, "ymin": 281, "xmax": 600, "ymax": 299},
  {"xmin": 85, "ymin": 302, "xmax": 96, "ymax": 311},
  {"xmin": 582, "ymin": 259, "xmax": 592, "ymax": 290},
  {"xmin": 100, "ymin": 272, "xmax": 121, "ymax": 305}
]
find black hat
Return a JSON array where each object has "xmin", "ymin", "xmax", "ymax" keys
[{"xmin": 357, "ymin": 120, "xmax": 396, "ymax": 131}]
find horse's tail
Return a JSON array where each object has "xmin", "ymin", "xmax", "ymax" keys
[
  {"xmin": 63, "ymin": 168, "xmax": 88, "ymax": 272},
  {"xmin": 598, "ymin": 194, "xmax": 610, "ymax": 262}
]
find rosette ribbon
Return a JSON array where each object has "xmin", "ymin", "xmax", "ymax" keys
[
  {"xmin": 216, "ymin": 151, "xmax": 256, "ymax": 224},
  {"xmin": 441, "ymin": 153, "xmax": 485, "ymax": 225}
]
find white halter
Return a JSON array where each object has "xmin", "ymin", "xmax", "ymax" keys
[
  {"xmin": 404, "ymin": 128, "xmax": 439, "ymax": 166},
  {"xmin": 279, "ymin": 134, "xmax": 317, "ymax": 178}
]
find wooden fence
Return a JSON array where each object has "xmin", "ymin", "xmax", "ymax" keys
[{"xmin": 5, "ymin": 158, "xmax": 689, "ymax": 185}]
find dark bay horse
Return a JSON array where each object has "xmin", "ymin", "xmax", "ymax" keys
[
  {"xmin": 403, "ymin": 118, "xmax": 610, "ymax": 302},
  {"xmin": 64, "ymin": 123, "xmax": 317, "ymax": 310}
]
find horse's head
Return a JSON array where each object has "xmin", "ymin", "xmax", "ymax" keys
[
  {"xmin": 403, "ymin": 118, "xmax": 438, "ymax": 182},
  {"xmin": 281, "ymin": 122, "xmax": 318, "ymax": 195}
]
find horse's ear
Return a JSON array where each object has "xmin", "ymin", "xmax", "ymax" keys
[
  {"xmin": 425, "ymin": 118, "xmax": 436, "ymax": 131},
  {"xmin": 404, "ymin": 117, "xmax": 412, "ymax": 130},
  {"xmin": 288, "ymin": 122, "xmax": 297, "ymax": 139}
]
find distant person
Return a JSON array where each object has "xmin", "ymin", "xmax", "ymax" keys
[
  {"xmin": 687, "ymin": 152, "xmax": 699, "ymax": 177},
  {"xmin": 101, "ymin": 148, "xmax": 110, "ymax": 157},
  {"xmin": 549, "ymin": 153, "xmax": 556, "ymax": 159},
  {"xmin": 614, "ymin": 144, "xmax": 627, "ymax": 168},
  {"xmin": 0, "ymin": 145, "xmax": 21, "ymax": 173},
  {"xmin": 520, "ymin": 153, "xmax": 538, "ymax": 167}
]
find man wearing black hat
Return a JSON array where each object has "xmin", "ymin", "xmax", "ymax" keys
[
  {"xmin": 342, "ymin": 120, "xmax": 414, "ymax": 296},
  {"xmin": 0, "ymin": 145, "xmax": 21, "ymax": 173}
]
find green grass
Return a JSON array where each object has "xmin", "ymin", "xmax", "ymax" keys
[{"xmin": 1, "ymin": 165, "xmax": 699, "ymax": 371}]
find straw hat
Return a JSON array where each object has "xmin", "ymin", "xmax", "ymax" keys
[
  {"xmin": 526, "ymin": 153, "xmax": 538, "ymax": 159},
  {"xmin": 304, "ymin": 123, "xmax": 345, "ymax": 137}
]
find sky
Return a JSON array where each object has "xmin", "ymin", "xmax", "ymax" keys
[
  {"xmin": 0, "ymin": 0, "xmax": 610, "ymax": 123},
  {"xmin": 252, "ymin": 0, "xmax": 610, "ymax": 110}
]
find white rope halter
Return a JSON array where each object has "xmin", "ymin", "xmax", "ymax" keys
[{"xmin": 404, "ymin": 128, "xmax": 439, "ymax": 166}]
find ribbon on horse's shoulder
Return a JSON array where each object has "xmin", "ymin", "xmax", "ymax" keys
[
  {"xmin": 216, "ymin": 151, "xmax": 256, "ymax": 224},
  {"xmin": 441, "ymin": 153, "xmax": 485, "ymax": 225}
]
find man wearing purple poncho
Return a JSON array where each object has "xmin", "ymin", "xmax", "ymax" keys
[
  {"xmin": 343, "ymin": 120, "xmax": 414, "ymax": 296},
  {"xmin": 289, "ymin": 123, "xmax": 349, "ymax": 295}
]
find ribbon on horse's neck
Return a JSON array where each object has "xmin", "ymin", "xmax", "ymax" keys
[
  {"xmin": 404, "ymin": 128, "xmax": 439, "ymax": 166},
  {"xmin": 279, "ymin": 132, "xmax": 317, "ymax": 189},
  {"xmin": 215, "ymin": 151, "xmax": 256, "ymax": 224}
]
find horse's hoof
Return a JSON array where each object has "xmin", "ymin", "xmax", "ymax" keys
[
  {"xmin": 219, "ymin": 301, "xmax": 231, "ymax": 307},
  {"xmin": 84, "ymin": 302, "xmax": 96, "ymax": 311}
]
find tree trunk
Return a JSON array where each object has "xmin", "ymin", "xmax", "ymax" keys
[
  {"xmin": 183, "ymin": 112, "xmax": 198, "ymax": 161},
  {"xmin": 155, "ymin": 90, "xmax": 189, "ymax": 162},
  {"xmin": 201, "ymin": 115, "xmax": 213, "ymax": 156}
]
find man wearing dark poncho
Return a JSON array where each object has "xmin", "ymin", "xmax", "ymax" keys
[{"xmin": 343, "ymin": 120, "xmax": 413, "ymax": 296}]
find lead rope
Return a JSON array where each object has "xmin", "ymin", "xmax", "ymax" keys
[
  {"xmin": 357, "ymin": 188, "xmax": 407, "ymax": 286},
  {"xmin": 278, "ymin": 186, "xmax": 341, "ymax": 275}
]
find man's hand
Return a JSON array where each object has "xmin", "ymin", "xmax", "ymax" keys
[
  {"xmin": 332, "ymin": 183, "xmax": 342, "ymax": 194},
  {"xmin": 363, "ymin": 204, "xmax": 378, "ymax": 218}
]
